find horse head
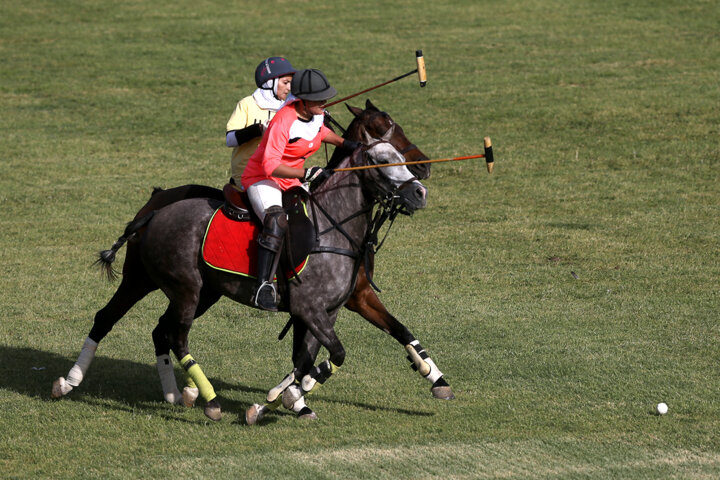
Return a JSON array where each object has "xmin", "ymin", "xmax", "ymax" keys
[
  {"xmin": 345, "ymin": 100, "xmax": 431, "ymax": 180},
  {"xmin": 356, "ymin": 141, "xmax": 427, "ymax": 215}
]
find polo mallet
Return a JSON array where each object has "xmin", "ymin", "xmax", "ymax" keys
[
  {"xmin": 324, "ymin": 50, "xmax": 427, "ymax": 109},
  {"xmin": 334, "ymin": 137, "xmax": 495, "ymax": 174}
]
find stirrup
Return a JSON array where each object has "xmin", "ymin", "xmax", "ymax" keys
[{"xmin": 252, "ymin": 281, "xmax": 279, "ymax": 311}]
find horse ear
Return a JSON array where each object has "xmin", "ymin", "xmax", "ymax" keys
[
  {"xmin": 365, "ymin": 99, "xmax": 379, "ymax": 111},
  {"xmin": 362, "ymin": 128, "xmax": 374, "ymax": 145},
  {"xmin": 346, "ymin": 104, "xmax": 363, "ymax": 117},
  {"xmin": 381, "ymin": 124, "xmax": 395, "ymax": 142}
]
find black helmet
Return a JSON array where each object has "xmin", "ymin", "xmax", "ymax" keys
[
  {"xmin": 255, "ymin": 57, "xmax": 296, "ymax": 88},
  {"xmin": 291, "ymin": 69, "xmax": 337, "ymax": 101}
]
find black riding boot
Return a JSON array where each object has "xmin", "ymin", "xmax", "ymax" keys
[
  {"xmin": 253, "ymin": 247, "xmax": 279, "ymax": 311},
  {"xmin": 251, "ymin": 207, "xmax": 287, "ymax": 312}
]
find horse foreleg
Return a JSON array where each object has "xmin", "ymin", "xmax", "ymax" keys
[
  {"xmin": 346, "ymin": 275, "xmax": 455, "ymax": 400},
  {"xmin": 282, "ymin": 310, "xmax": 344, "ymax": 409},
  {"xmin": 245, "ymin": 371, "xmax": 297, "ymax": 425},
  {"xmin": 246, "ymin": 319, "xmax": 317, "ymax": 425},
  {"xmin": 279, "ymin": 320, "xmax": 321, "ymax": 419},
  {"xmin": 250, "ymin": 312, "xmax": 340, "ymax": 424}
]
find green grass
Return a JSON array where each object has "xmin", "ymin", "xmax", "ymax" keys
[{"xmin": 1, "ymin": 0, "xmax": 719, "ymax": 478}]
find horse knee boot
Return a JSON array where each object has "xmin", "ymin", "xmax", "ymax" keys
[{"xmin": 252, "ymin": 207, "xmax": 287, "ymax": 311}]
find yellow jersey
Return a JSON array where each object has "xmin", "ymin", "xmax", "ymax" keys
[{"xmin": 226, "ymin": 96, "xmax": 276, "ymax": 185}]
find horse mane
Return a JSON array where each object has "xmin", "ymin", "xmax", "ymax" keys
[{"xmin": 326, "ymin": 101, "xmax": 382, "ymax": 170}]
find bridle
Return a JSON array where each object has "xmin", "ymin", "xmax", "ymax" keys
[
  {"xmin": 308, "ymin": 141, "xmax": 419, "ymax": 291},
  {"xmin": 365, "ymin": 111, "xmax": 423, "ymax": 158}
]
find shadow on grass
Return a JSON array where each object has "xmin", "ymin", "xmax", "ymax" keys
[{"xmin": 2, "ymin": 345, "xmax": 434, "ymax": 420}]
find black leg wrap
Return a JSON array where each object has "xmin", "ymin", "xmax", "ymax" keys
[
  {"xmin": 313, "ymin": 360, "xmax": 334, "ymax": 385},
  {"xmin": 433, "ymin": 377, "xmax": 450, "ymax": 388}
]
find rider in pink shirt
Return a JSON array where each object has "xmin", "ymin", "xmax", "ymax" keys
[
  {"xmin": 241, "ymin": 100, "xmax": 332, "ymax": 191},
  {"xmin": 241, "ymin": 69, "xmax": 361, "ymax": 311}
]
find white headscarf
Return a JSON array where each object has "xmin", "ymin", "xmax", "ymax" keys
[{"xmin": 252, "ymin": 78, "xmax": 295, "ymax": 112}]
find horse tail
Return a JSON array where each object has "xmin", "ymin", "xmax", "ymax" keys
[{"xmin": 95, "ymin": 211, "xmax": 156, "ymax": 281}]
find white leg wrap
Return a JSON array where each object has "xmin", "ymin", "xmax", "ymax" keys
[
  {"xmin": 267, "ymin": 372, "xmax": 295, "ymax": 403},
  {"xmin": 423, "ymin": 357, "xmax": 444, "ymax": 384},
  {"xmin": 408, "ymin": 340, "xmax": 444, "ymax": 384},
  {"xmin": 282, "ymin": 384, "xmax": 303, "ymax": 410},
  {"xmin": 156, "ymin": 354, "xmax": 182, "ymax": 404},
  {"xmin": 66, "ymin": 337, "xmax": 98, "ymax": 387},
  {"xmin": 301, "ymin": 375, "xmax": 317, "ymax": 393},
  {"xmin": 290, "ymin": 395, "xmax": 308, "ymax": 413},
  {"xmin": 52, "ymin": 376, "xmax": 74, "ymax": 397}
]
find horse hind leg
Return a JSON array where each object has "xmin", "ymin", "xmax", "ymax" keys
[
  {"xmin": 52, "ymin": 275, "xmax": 153, "ymax": 399},
  {"xmin": 164, "ymin": 295, "xmax": 222, "ymax": 421},
  {"xmin": 154, "ymin": 289, "xmax": 222, "ymax": 408}
]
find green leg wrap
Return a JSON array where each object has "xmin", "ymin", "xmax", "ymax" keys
[
  {"xmin": 184, "ymin": 372, "xmax": 198, "ymax": 389},
  {"xmin": 263, "ymin": 396, "xmax": 282, "ymax": 411},
  {"xmin": 180, "ymin": 354, "xmax": 216, "ymax": 402}
]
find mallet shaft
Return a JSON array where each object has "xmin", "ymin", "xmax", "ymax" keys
[
  {"xmin": 324, "ymin": 50, "xmax": 427, "ymax": 108},
  {"xmin": 324, "ymin": 71, "xmax": 416, "ymax": 108},
  {"xmin": 333, "ymin": 154, "xmax": 486, "ymax": 172}
]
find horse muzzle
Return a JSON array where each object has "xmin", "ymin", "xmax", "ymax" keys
[
  {"xmin": 408, "ymin": 155, "xmax": 431, "ymax": 180},
  {"xmin": 397, "ymin": 180, "xmax": 427, "ymax": 214}
]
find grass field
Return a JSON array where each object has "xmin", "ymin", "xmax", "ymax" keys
[{"xmin": 1, "ymin": 0, "xmax": 719, "ymax": 478}]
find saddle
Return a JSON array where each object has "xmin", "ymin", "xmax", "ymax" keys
[{"xmin": 202, "ymin": 184, "xmax": 316, "ymax": 279}]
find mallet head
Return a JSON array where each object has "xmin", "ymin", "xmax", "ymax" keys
[
  {"xmin": 484, "ymin": 137, "xmax": 494, "ymax": 173},
  {"xmin": 416, "ymin": 50, "xmax": 427, "ymax": 87}
]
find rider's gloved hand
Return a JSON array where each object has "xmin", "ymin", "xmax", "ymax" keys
[{"xmin": 304, "ymin": 166, "xmax": 334, "ymax": 191}]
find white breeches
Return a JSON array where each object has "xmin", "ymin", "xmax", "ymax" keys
[{"xmin": 247, "ymin": 180, "xmax": 283, "ymax": 222}]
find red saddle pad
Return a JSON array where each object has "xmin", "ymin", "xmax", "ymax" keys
[{"xmin": 202, "ymin": 208, "xmax": 307, "ymax": 278}]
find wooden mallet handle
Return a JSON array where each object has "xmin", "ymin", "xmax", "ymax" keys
[
  {"xmin": 416, "ymin": 50, "xmax": 427, "ymax": 87},
  {"xmin": 484, "ymin": 136, "xmax": 494, "ymax": 173}
]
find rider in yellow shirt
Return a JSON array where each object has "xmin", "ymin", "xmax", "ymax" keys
[{"xmin": 226, "ymin": 57, "xmax": 296, "ymax": 190}]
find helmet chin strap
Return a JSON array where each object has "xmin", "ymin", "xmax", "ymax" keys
[{"xmin": 298, "ymin": 100, "xmax": 313, "ymax": 120}]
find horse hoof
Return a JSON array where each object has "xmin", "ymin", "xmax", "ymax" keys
[
  {"xmin": 245, "ymin": 403, "xmax": 265, "ymax": 425},
  {"xmin": 204, "ymin": 399, "xmax": 222, "ymax": 421},
  {"xmin": 51, "ymin": 377, "xmax": 71, "ymax": 399},
  {"xmin": 282, "ymin": 385, "xmax": 302, "ymax": 410},
  {"xmin": 182, "ymin": 387, "xmax": 199, "ymax": 408},
  {"xmin": 431, "ymin": 385, "xmax": 455, "ymax": 400},
  {"xmin": 164, "ymin": 390, "xmax": 183, "ymax": 405},
  {"xmin": 297, "ymin": 406, "xmax": 318, "ymax": 421}
]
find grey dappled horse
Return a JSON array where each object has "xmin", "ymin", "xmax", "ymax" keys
[
  {"xmin": 54, "ymin": 141, "xmax": 427, "ymax": 421},
  {"xmin": 53, "ymin": 101, "xmax": 454, "ymax": 422}
]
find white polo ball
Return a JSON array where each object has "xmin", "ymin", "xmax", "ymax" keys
[{"xmin": 656, "ymin": 402, "xmax": 668, "ymax": 415}]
